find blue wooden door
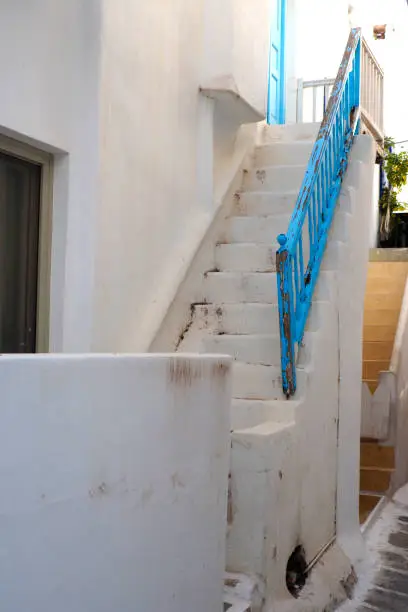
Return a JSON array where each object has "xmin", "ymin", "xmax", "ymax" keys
[{"xmin": 267, "ymin": 0, "xmax": 286, "ymax": 124}]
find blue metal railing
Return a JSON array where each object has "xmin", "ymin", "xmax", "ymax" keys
[{"xmin": 276, "ymin": 28, "xmax": 362, "ymax": 397}]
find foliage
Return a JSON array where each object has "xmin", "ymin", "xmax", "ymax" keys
[
  {"xmin": 380, "ymin": 137, "xmax": 408, "ymax": 214},
  {"xmin": 384, "ymin": 151, "xmax": 408, "ymax": 192},
  {"xmin": 379, "ymin": 137, "xmax": 408, "ymax": 243}
]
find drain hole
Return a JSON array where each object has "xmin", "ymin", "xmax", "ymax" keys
[{"xmin": 286, "ymin": 545, "xmax": 308, "ymax": 598}]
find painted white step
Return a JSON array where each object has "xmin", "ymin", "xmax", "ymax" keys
[
  {"xmin": 193, "ymin": 303, "xmax": 280, "ymax": 335},
  {"xmin": 232, "ymin": 362, "xmax": 308, "ymax": 400},
  {"xmin": 254, "ymin": 142, "xmax": 313, "ymax": 167},
  {"xmin": 223, "ymin": 215, "xmax": 290, "ymax": 245},
  {"xmin": 235, "ymin": 191, "xmax": 298, "ymax": 217},
  {"xmin": 222, "ymin": 216, "xmax": 311, "ymax": 266},
  {"xmin": 215, "ymin": 243, "xmax": 276, "ymax": 272},
  {"xmin": 243, "ymin": 165, "xmax": 305, "ymax": 193},
  {"xmin": 202, "ymin": 334, "xmax": 281, "ymax": 366},
  {"xmin": 201, "ymin": 270, "xmax": 333, "ymax": 305},
  {"xmin": 202, "ymin": 272, "xmax": 278, "ymax": 304},
  {"xmin": 231, "ymin": 398, "xmax": 300, "ymax": 430},
  {"xmin": 261, "ymin": 122, "xmax": 320, "ymax": 144}
]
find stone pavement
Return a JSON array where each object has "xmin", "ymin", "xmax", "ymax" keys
[{"xmin": 340, "ymin": 485, "xmax": 408, "ymax": 611}]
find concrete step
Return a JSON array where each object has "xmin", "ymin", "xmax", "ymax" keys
[
  {"xmin": 202, "ymin": 272, "xmax": 278, "ymax": 304},
  {"xmin": 234, "ymin": 191, "xmax": 298, "ymax": 217},
  {"xmin": 254, "ymin": 142, "xmax": 313, "ymax": 167},
  {"xmin": 360, "ymin": 442, "xmax": 395, "ymax": 470},
  {"xmin": 215, "ymin": 243, "xmax": 276, "ymax": 272},
  {"xmin": 366, "ymin": 276, "xmax": 407, "ymax": 295},
  {"xmin": 367, "ymin": 261, "xmax": 408, "ymax": 278},
  {"xmin": 261, "ymin": 122, "xmax": 320, "ymax": 144},
  {"xmin": 193, "ymin": 301, "xmax": 322, "ymax": 337},
  {"xmin": 193, "ymin": 303, "xmax": 280, "ymax": 335},
  {"xmin": 359, "ymin": 493, "xmax": 382, "ymax": 524},
  {"xmin": 363, "ymin": 324, "xmax": 396, "ymax": 342},
  {"xmin": 363, "ymin": 309, "xmax": 400, "ymax": 327},
  {"xmin": 364, "ymin": 293, "xmax": 404, "ymax": 310},
  {"xmin": 203, "ymin": 334, "xmax": 281, "ymax": 366},
  {"xmin": 231, "ymin": 398, "xmax": 300, "ymax": 430},
  {"xmin": 363, "ymin": 341, "xmax": 393, "ymax": 362},
  {"xmin": 202, "ymin": 271, "xmax": 332, "ymax": 304},
  {"xmin": 360, "ymin": 466, "xmax": 393, "ymax": 493},
  {"xmin": 223, "ymin": 215, "xmax": 290, "ymax": 245},
  {"xmin": 232, "ymin": 362, "xmax": 308, "ymax": 400},
  {"xmin": 362, "ymin": 360, "xmax": 389, "ymax": 381},
  {"xmin": 243, "ymin": 165, "xmax": 305, "ymax": 193}
]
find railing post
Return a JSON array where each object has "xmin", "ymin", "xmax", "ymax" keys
[
  {"xmin": 354, "ymin": 36, "xmax": 362, "ymax": 131},
  {"xmin": 276, "ymin": 234, "xmax": 296, "ymax": 397},
  {"xmin": 296, "ymin": 79, "xmax": 304, "ymax": 123},
  {"xmin": 324, "ymin": 81, "xmax": 330, "ymax": 114}
]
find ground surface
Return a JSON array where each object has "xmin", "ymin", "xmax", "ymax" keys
[{"xmin": 340, "ymin": 485, "xmax": 408, "ymax": 611}]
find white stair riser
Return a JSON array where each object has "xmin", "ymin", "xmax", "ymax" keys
[
  {"xmin": 215, "ymin": 243, "xmax": 276, "ymax": 272},
  {"xmin": 193, "ymin": 304, "xmax": 280, "ymax": 335},
  {"xmin": 201, "ymin": 270, "xmax": 333, "ymax": 305},
  {"xmin": 223, "ymin": 215, "xmax": 290, "ymax": 245},
  {"xmin": 243, "ymin": 165, "xmax": 305, "ymax": 192},
  {"xmin": 231, "ymin": 399, "xmax": 299, "ymax": 431},
  {"xmin": 261, "ymin": 122, "xmax": 320, "ymax": 144},
  {"xmin": 255, "ymin": 142, "xmax": 313, "ymax": 167},
  {"xmin": 231, "ymin": 363, "xmax": 308, "ymax": 400},
  {"xmin": 202, "ymin": 273, "xmax": 278, "ymax": 304},
  {"xmin": 203, "ymin": 334, "xmax": 281, "ymax": 365},
  {"xmin": 234, "ymin": 191, "xmax": 298, "ymax": 217},
  {"xmin": 222, "ymin": 217, "xmax": 312, "ymax": 268}
]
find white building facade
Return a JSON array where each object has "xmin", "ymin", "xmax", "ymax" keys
[
  {"xmin": 0, "ymin": 3, "xmax": 407, "ymax": 610},
  {"xmin": 0, "ymin": 0, "xmax": 405, "ymax": 356}
]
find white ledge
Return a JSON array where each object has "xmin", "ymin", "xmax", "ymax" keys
[{"xmin": 199, "ymin": 74, "xmax": 264, "ymax": 125}]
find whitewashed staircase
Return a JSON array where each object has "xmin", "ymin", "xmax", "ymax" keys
[
  {"xmin": 177, "ymin": 122, "xmax": 355, "ymax": 608},
  {"xmin": 179, "ymin": 123, "xmax": 321, "ymax": 426}
]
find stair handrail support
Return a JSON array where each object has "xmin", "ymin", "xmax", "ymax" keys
[{"xmin": 276, "ymin": 28, "xmax": 362, "ymax": 397}]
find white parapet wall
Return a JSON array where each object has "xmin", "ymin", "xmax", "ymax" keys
[{"xmin": 0, "ymin": 353, "xmax": 231, "ymax": 612}]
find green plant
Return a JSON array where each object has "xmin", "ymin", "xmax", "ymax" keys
[{"xmin": 379, "ymin": 137, "xmax": 408, "ymax": 241}]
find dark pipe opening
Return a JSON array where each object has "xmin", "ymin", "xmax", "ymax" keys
[{"xmin": 286, "ymin": 545, "xmax": 308, "ymax": 598}]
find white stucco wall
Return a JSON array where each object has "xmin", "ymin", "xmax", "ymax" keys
[
  {"xmin": 91, "ymin": 0, "xmax": 271, "ymax": 353},
  {"xmin": 0, "ymin": 0, "xmax": 273, "ymax": 354},
  {"xmin": 0, "ymin": 1, "xmax": 102, "ymax": 353},
  {"xmin": 232, "ymin": 0, "xmax": 272, "ymax": 114},
  {"xmin": 0, "ymin": 354, "xmax": 231, "ymax": 612}
]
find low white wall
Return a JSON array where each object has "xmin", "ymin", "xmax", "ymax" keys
[
  {"xmin": 335, "ymin": 136, "xmax": 376, "ymax": 563},
  {"xmin": 389, "ymin": 279, "xmax": 408, "ymax": 489},
  {"xmin": 0, "ymin": 354, "xmax": 231, "ymax": 612}
]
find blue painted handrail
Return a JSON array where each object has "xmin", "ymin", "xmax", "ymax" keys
[{"xmin": 276, "ymin": 28, "xmax": 362, "ymax": 397}]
